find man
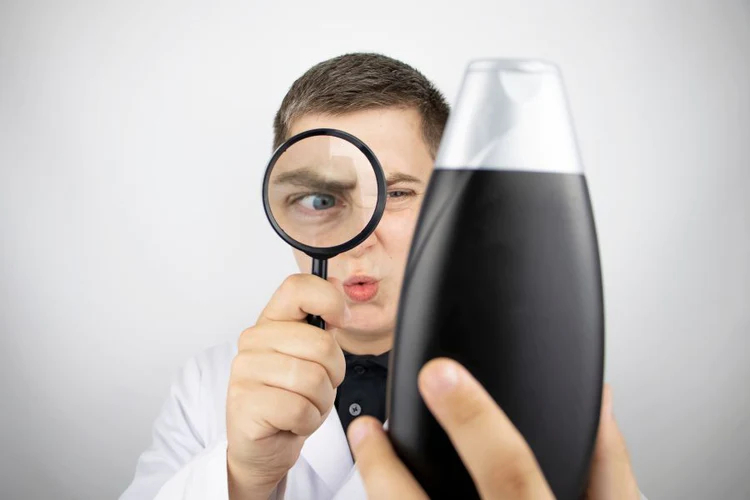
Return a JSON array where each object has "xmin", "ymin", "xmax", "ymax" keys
[{"xmin": 121, "ymin": 53, "xmax": 643, "ymax": 499}]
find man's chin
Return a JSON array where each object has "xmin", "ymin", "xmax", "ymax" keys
[
  {"xmin": 339, "ymin": 311, "xmax": 395, "ymax": 337},
  {"xmin": 343, "ymin": 324, "xmax": 393, "ymax": 337}
]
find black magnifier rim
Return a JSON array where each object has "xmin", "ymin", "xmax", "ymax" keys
[{"xmin": 262, "ymin": 128, "xmax": 387, "ymax": 259}]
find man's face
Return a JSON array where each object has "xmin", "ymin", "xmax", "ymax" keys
[{"xmin": 287, "ymin": 108, "xmax": 435, "ymax": 338}]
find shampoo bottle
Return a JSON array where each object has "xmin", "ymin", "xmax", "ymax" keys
[{"xmin": 387, "ymin": 59, "xmax": 605, "ymax": 500}]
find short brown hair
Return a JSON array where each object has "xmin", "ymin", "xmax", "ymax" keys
[{"xmin": 273, "ymin": 53, "xmax": 450, "ymax": 156}]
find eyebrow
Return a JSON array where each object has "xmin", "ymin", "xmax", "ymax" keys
[
  {"xmin": 386, "ymin": 172, "xmax": 424, "ymax": 186},
  {"xmin": 272, "ymin": 168, "xmax": 358, "ymax": 192}
]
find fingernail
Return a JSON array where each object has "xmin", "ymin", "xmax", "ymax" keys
[
  {"xmin": 343, "ymin": 305, "xmax": 352, "ymax": 323},
  {"xmin": 420, "ymin": 359, "xmax": 460, "ymax": 398},
  {"xmin": 347, "ymin": 418, "xmax": 371, "ymax": 449}
]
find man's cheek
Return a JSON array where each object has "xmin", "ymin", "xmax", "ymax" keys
[
  {"xmin": 292, "ymin": 249, "xmax": 310, "ymax": 273},
  {"xmin": 381, "ymin": 212, "xmax": 421, "ymax": 269},
  {"xmin": 394, "ymin": 209, "xmax": 421, "ymax": 251}
]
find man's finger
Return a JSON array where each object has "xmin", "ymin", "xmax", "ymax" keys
[
  {"xmin": 237, "ymin": 322, "xmax": 346, "ymax": 388},
  {"xmin": 348, "ymin": 417, "xmax": 428, "ymax": 500},
  {"xmin": 585, "ymin": 384, "xmax": 641, "ymax": 499},
  {"xmin": 418, "ymin": 358, "xmax": 554, "ymax": 500},
  {"xmin": 257, "ymin": 274, "xmax": 348, "ymax": 327},
  {"xmin": 236, "ymin": 351, "xmax": 336, "ymax": 415}
]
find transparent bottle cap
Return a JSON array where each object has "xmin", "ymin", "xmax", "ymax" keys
[{"xmin": 435, "ymin": 59, "xmax": 583, "ymax": 174}]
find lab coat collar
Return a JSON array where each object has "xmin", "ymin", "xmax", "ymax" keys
[{"xmin": 300, "ymin": 408, "xmax": 354, "ymax": 493}]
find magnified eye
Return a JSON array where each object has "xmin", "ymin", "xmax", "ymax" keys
[{"xmin": 298, "ymin": 193, "xmax": 337, "ymax": 210}]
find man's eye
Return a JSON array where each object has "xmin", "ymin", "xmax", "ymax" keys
[
  {"xmin": 298, "ymin": 193, "xmax": 337, "ymax": 210},
  {"xmin": 388, "ymin": 190, "xmax": 412, "ymax": 199}
]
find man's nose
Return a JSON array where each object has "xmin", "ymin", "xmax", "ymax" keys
[{"xmin": 346, "ymin": 230, "xmax": 378, "ymax": 258}]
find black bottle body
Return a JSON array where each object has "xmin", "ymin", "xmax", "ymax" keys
[{"xmin": 387, "ymin": 168, "xmax": 604, "ymax": 500}]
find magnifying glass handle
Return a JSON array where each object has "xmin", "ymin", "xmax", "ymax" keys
[{"xmin": 307, "ymin": 258, "xmax": 328, "ymax": 329}]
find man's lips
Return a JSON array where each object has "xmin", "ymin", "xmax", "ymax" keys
[{"xmin": 343, "ymin": 276, "xmax": 380, "ymax": 302}]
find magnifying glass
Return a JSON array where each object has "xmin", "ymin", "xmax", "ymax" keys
[{"xmin": 262, "ymin": 128, "xmax": 387, "ymax": 329}]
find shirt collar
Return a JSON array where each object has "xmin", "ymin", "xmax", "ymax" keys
[{"xmin": 342, "ymin": 350, "xmax": 391, "ymax": 370}]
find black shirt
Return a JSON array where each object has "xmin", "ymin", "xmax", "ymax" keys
[{"xmin": 334, "ymin": 350, "xmax": 390, "ymax": 433}]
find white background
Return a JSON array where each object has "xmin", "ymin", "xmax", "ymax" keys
[{"xmin": 1, "ymin": 1, "xmax": 748, "ymax": 498}]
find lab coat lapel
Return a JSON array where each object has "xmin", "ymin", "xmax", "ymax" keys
[
  {"xmin": 300, "ymin": 408, "xmax": 353, "ymax": 493},
  {"xmin": 330, "ymin": 419, "xmax": 388, "ymax": 499}
]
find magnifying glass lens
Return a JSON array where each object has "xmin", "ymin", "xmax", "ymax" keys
[{"xmin": 266, "ymin": 135, "xmax": 379, "ymax": 249}]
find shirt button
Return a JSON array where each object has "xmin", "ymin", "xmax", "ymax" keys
[
  {"xmin": 349, "ymin": 403, "xmax": 362, "ymax": 416},
  {"xmin": 353, "ymin": 365, "xmax": 366, "ymax": 375}
]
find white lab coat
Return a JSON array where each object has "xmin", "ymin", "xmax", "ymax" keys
[
  {"xmin": 120, "ymin": 342, "xmax": 368, "ymax": 499},
  {"xmin": 120, "ymin": 342, "xmax": 648, "ymax": 500}
]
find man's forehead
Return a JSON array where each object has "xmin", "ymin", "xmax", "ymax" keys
[
  {"xmin": 287, "ymin": 108, "xmax": 434, "ymax": 181},
  {"xmin": 385, "ymin": 172, "xmax": 424, "ymax": 185},
  {"xmin": 288, "ymin": 109, "xmax": 425, "ymax": 151}
]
